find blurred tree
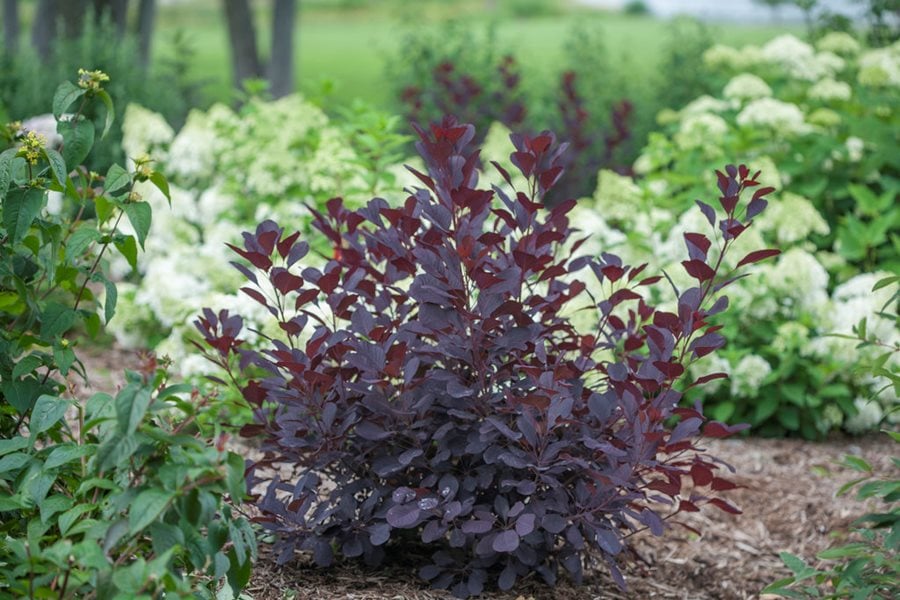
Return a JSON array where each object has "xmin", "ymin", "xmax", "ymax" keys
[
  {"xmin": 754, "ymin": 0, "xmax": 791, "ymax": 20},
  {"xmin": 222, "ymin": 0, "xmax": 298, "ymax": 98},
  {"xmin": 3, "ymin": 0, "xmax": 18, "ymax": 55},
  {"xmin": 137, "ymin": 0, "xmax": 156, "ymax": 67}
]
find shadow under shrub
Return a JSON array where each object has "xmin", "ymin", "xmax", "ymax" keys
[{"xmin": 198, "ymin": 118, "xmax": 779, "ymax": 597}]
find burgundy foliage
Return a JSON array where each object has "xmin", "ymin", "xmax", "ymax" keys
[{"xmin": 197, "ymin": 118, "xmax": 779, "ymax": 598}]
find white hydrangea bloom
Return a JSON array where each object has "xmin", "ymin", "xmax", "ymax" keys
[
  {"xmin": 680, "ymin": 95, "xmax": 732, "ymax": 117},
  {"xmin": 808, "ymin": 107, "xmax": 842, "ymax": 128},
  {"xmin": 166, "ymin": 108, "xmax": 220, "ymax": 184},
  {"xmin": 845, "ymin": 136, "xmax": 865, "ymax": 162},
  {"xmin": 771, "ymin": 322, "xmax": 810, "ymax": 354},
  {"xmin": 736, "ymin": 98, "xmax": 810, "ymax": 135},
  {"xmin": 730, "ymin": 355, "xmax": 771, "ymax": 398},
  {"xmin": 816, "ymin": 32, "xmax": 861, "ymax": 56},
  {"xmin": 756, "ymin": 192, "xmax": 830, "ymax": 244},
  {"xmin": 590, "ymin": 170, "xmax": 645, "ymax": 224},
  {"xmin": 723, "ymin": 74, "xmax": 772, "ymax": 102},
  {"xmin": 808, "ymin": 78, "xmax": 852, "ymax": 102},
  {"xmin": 703, "ymin": 44, "xmax": 763, "ymax": 70},
  {"xmin": 674, "ymin": 113, "xmax": 729, "ymax": 150},
  {"xmin": 845, "ymin": 397, "xmax": 884, "ymax": 433},
  {"xmin": 122, "ymin": 104, "xmax": 174, "ymax": 161},
  {"xmin": 858, "ymin": 44, "xmax": 900, "ymax": 87},
  {"xmin": 822, "ymin": 404, "xmax": 844, "ymax": 430},
  {"xmin": 757, "ymin": 248, "xmax": 830, "ymax": 316},
  {"xmin": 761, "ymin": 35, "xmax": 833, "ymax": 81}
]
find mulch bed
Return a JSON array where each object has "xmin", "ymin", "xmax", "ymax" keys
[{"xmin": 246, "ymin": 435, "xmax": 897, "ymax": 600}]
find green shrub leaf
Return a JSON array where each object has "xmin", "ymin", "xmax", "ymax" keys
[
  {"xmin": 52, "ymin": 81, "xmax": 85, "ymax": 118},
  {"xmin": 114, "ymin": 234, "xmax": 138, "ymax": 271},
  {"xmin": 95, "ymin": 89, "xmax": 115, "ymax": 140},
  {"xmin": 129, "ymin": 489, "xmax": 175, "ymax": 534},
  {"xmin": 58, "ymin": 118, "xmax": 94, "ymax": 167},
  {"xmin": 66, "ymin": 225, "xmax": 101, "ymax": 262},
  {"xmin": 30, "ymin": 394, "xmax": 70, "ymax": 435},
  {"xmin": 104, "ymin": 164, "xmax": 131, "ymax": 194},
  {"xmin": 3, "ymin": 187, "xmax": 45, "ymax": 243},
  {"xmin": 44, "ymin": 443, "xmax": 93, "ymax": 470},
  {"xmin": 0, "ymin": 148, "xmax": 20, "ymax": 197},
  {"xmin": 40, "ymin": 302, "xmax": 77, "ymax": 339},
  {"xmin": 115, "ymin": 383, "xmax": 152, "ymax": 435},
  {"xmin": 123, "ymin": 201, "xmax": 152, "ymax": 249},
  {"xmin": 43, "ymin": 148, "xmax": 68, "ymax": 187}
]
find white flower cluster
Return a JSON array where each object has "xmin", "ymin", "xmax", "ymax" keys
[
  {"xmin": 723, "ymin": 74, "xmax": 772, "ymax": 102},
  {"xmin": 122, "ymin": 103, "xmax": 175, "ymax": 162},
  {"xmin": 757, "ymin": 192, "xmax": 830, "ymax": 245},
  {"xmin": 815, "ymin": 32, "xmax": 861, "ymax": 56},
  {"xmin": 858, "ymin": 41, "xmax": 900, "ymax": 87},
  {"xmin": 674, "ymin": 113, "xmax": 729, "ymax": 150},
  {"xmin": 760, "ymin": 35, "xmax": 844, "ymax": 81},
  {"xmin": 736, "ymin": 98, "xmax": 810, "ymax": 135},
  {"xmin": 807, "ymin": 78, "xmax": 852, "ymax": 102},
  {"xmin": 730, "ymin": 355, "xmax": 772, "ymax": 398}
]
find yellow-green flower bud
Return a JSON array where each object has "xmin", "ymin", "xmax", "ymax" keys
[{"xmin": 77, "ymin": 68, "xmax": 110, "ymax": 92}]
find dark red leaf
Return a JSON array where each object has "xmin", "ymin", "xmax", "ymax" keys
[
  {"xmin": 681, "ymin": 260, "xmax": 716, "ymax": 282},
  {"xmin": 736, "ymin": 249, "xmax": 780, "ymax": 269}
]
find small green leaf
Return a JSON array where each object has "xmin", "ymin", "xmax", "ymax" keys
[
  {"xmin": 41, "ymin": 302, "xmax": 77, "ymax": 339},
  {"xmin": 95, "ymin": 89, "xmax": 115, "ymax": 140},
  {"xmin": 149, "ymin": 170, "xmax": 171, "ymax": 204},
  {"xmin": 0, "ymin": 379, "xmax": 42, "ymax": 413},
  {"xmin": 817, "ymin": 543, "xmax": 870, "ymax": 560},
  {"xmin": 43, "ymin": 147, "xmax": 68, "ymax": 187},
  {"xmin": 115, "ymin": 383, "xmax": 152, "ymax": 435},
  {"xmin": 40, "ymin": 494, "xmax": 73, "ymax": 524},
  {"xmin": 843, "ymin": 455, "xmax": 873, "ymax": 473},
  {"xmin": 66, "ymin": 225, "xmax": 101, "ymax": 261},
  {"xmin": 94, "ymin": 194, "xmax": 115, "ymax": 223},
  {"xmin": 52, "ymin": 81, "xmax": 85, "ymax": 118},
  {"xmin": 44, "ymin": 442, "xmax": 93, "ymax": 469},
  {"xmin": 122, "ymin": 201, "xmax": 152, "ymax": 249},
  {"xmin": 58, "ymin": 118, "xmax": 94, "ymax": 167},
  {"xmin": 76, "ymin": 477, "xmax": 120, "ymax": 497},
  {"xmin": 54, "ymin": 345, "xmax": 76, "ymax": 376},
  {"xmin": 59, "ymin": 503, "xmax": 95, "ymax": 535},
  {"xmin": 114, "ymin": 234, "xmax": 138, "ymax": 271},
  {"xmin": 30, "ymin": 394, "xmax": 70, "ymax": 435},
  {"xmin": 0, "ymin": 436, "xmax": 30, "ymax": 456},
  {"xmin": 0, "ymin": 148, "xmax": 20, "ymax": 197},
  {"xmin": 3, "ymin": 187, "xmax": 45, "ymax": 243},
  {"xmin": 104, "ymin": 164, "xmax": 130, "ymax": 194},
  {"xmin": 129, "ymin": 488, "xmax": 175, "ymax": 534},
  {"xmin": 12, "ymin": 354, "xmax": 43, "ymax": 379},
  {"xmin": 0, "ymin": 452, "xmax": 32, "ymax": 475},
  {"xmin": 872, "ymin": 275, "xmax": 899, "ymax": 292},
  {"xmin": 103, "ymin": 278, "xmax": 117, "ymax": 324}
]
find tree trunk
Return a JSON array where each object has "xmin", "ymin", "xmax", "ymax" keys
[
  {"xmin": 136, "ymin": 0, "xmax": 156, "ymax": 68},
  {"xmin": 31, "ymin": 0, "xmax": 57, "ymax": 61},
  {"xmin": 92, "ymin": 0, "xmax": 129, "ymax": 38},
  {"xmin": 3, "ymin": 0, "xmax": 18, "ymax": 55},
  {"xmin": 268, "ymin": 0, "xmax": 296, "ymax": 98},
  {"xmin": 59, "ymin": 0, "xmax": 89, "ymax": 39},
  {"xmin": 223, "ymin": 0, "xmax": 263, "ymax": 90}
]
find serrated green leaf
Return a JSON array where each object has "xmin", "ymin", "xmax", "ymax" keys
[
  {"xmin": 43, "ymin": 443, "xmax": 93, "ymax": 470},
  {"xmin": 43, "ymin": 147, "xmax": 68, "ymax": 187},
  {"xmin": 30, "ymin": 394, "xmax": 69, "ymax": 435},
  {"xmin": 94, "ymin": 194, "xmax": 114, "ymax": 223},
  {"xmin": 3, "ymin": 186, "xmax": 45, "ymax": 242},
  {"xmin": 76, "ymin": 477, "xmax": 120, "ymax": 497},
  {"xmin": 114, "ymin": 234, "xmax": 138, "ymax": 271},
  {"xmin": 66, "ymin": 225, "xmax": 101, "ymax": 261},
  {"xmin": 149, "ymin": 170, "xmax": 171, "ymax": 204},
  {"xmin": 58, "ymin": 118, "xmax": 94, "ymax": 167},
  {"xmin": 103, "ymin": 278, "xmax": 117, "ymax": 324},
  {"xmin": 57, "ymin": 503, "xmax": 97, "ymax": 535},
  {"xmin": 129, "ymin": 488, "xmax": 175, "ymax": 534},
  {"xmin": 122, "ymin": 201, "xmax": 151, "ymax": 249},
  {"xmin": 95, "ymin": 89, "xmax": 115, "ymax": 140},
  {"xmin": 0, "ymin": 147, "xmax": 19, "ymax": 197},
  {"xmin": 104, "ymin": 163, "xmax": 130, "ymax": 194},
  {"xmin": 52, "ymin": 81, "xmax": 85, "ymax": 119},
  {"xmin": 12, "ymin": 354, "xmax": 43, "ymax": 379},
  {"xmin": 40, "ymin": 302, "xmax": 77, "ymax": 339}
]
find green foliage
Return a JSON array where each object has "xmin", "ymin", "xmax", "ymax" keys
[
  {"xmin": 763, "ymin": 431, "xmax": 899, "ymax": 598},
  {"xmin": 0, "ymin": 73, "xmax": 253, "ymax": 598},
  {"xmin": 0, "ymin": 16, "xmax": 203, "ymax": 173}
]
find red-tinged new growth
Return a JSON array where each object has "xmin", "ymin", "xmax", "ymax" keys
[{"xmin": 196, "ymin": 117, "xmax": 779, "ymax": 599}]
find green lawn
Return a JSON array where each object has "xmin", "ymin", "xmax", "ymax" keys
[{"xmin": 152, "ymin": 1, "xmax": 802, "ymax": 111}]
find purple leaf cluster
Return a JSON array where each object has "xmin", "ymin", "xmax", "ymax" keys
[{"xmin": 197, "ymin": 118, "xmax": 779, "ymax": 598}]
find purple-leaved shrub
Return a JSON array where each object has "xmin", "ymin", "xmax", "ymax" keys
[{"xmin": 197, "ymin": 117, "xmax": 779, "ymax": 598}]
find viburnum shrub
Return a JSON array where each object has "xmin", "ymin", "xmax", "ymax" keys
[{"xmin": 197, "ymin": 117, "xmax": 780, "ymax": 597}]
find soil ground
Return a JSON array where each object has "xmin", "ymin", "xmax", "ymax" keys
[{"xmin": 77, "ymin": 347, "xmax": 897, "ymax": 600}]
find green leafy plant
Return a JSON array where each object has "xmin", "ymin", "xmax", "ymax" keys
[
  {"xmin": 0, "ymin": 72, "xmax": 254, "ymax": 598},
  {"xmin": 763, "ymin": 276, "xmax": 899, "ymax": 598}
]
